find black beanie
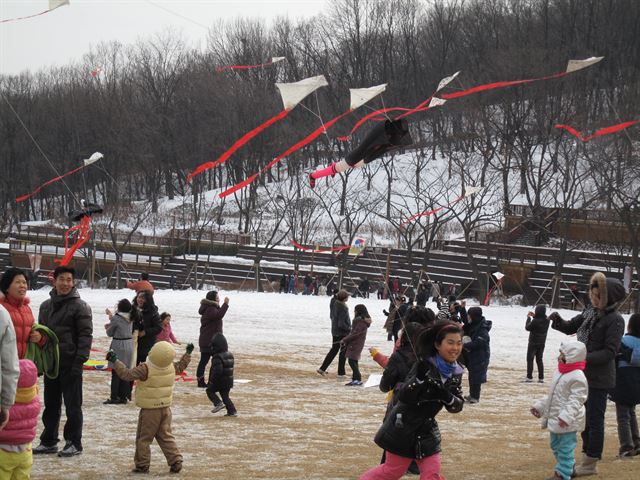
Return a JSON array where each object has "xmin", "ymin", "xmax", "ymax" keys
[
  {"xmin": 206, "ymin": 290, "xmax": 218, "ymax": 301},
  {"xmin": 118, "ymin": 298, "xmax": 132, "ymax": 313}
]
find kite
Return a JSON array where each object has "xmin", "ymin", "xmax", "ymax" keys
[
  {"xmin": 1, "ymin": 0, "xmax": 69, "ymax": 24},
  {"xmin": 555, "ymin": 119, "xmax": 639, "ymax": 142},
  {"xmin": 90, "ymin": 66, "xmax": 102, "ymax": 78},
  {"xmin": 216, "ymin": 56, "xmax": 286, "ymax": 73},
  {"xmin": 218, "ymin": 84, "xmax": 388, "ymax": 197},
  {"xmin": 187, "ymin": 75, "xmax": 328, "ymax": 182},
  {"xmin": 16, "ymin": 152, "xmax": 104, "ymax": 202},
  {"xmin": 400, "ymin": 186, "xmax": 484, "ymax": 226},
  {"xmin": 337, "ymin": 72, "xmax": 458, "ymax": 141},
  {"xmin": 309, "ymin": 118, "xmax": 413, "ymax": 188},
  {"xmin": 56, "ymin": 201, "xmax": 103, "ymax": 267},
  {"xmin": 340, "ymin": 57, "xmax": 603, "ymax": 139},
  {"xmin": 290, "ymin": 239, "xmax": 351, "ymax": 253}
]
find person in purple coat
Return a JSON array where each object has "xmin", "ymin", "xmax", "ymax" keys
[
  {"xmin": 196, "ymin": 291, "xmax": 229, "ymax": 388},
  {"xmin": 342, "ymin": 304, "xmax": 372, "ymax": 386}
]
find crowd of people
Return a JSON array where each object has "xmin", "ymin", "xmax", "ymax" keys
[
  {"xmin": 314, "ymin": 271, "xmax": 636, "ymax": 479},
  {"xmin": 0, "ymin": 265, "xmax": 638, "ymax": 479}
]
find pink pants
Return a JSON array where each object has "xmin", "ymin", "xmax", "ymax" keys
[{"xmin": 359, "ymin": 451, "xmax": 443, "ymax": 480}]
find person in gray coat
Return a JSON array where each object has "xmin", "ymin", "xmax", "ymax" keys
[
  {"xmin": 104, "ymin": 299, "xmax": 134, "ymax": 404},
  {"xmin": 0, "ymin": 304, "xmax": 19, "ymax": 431},
  {"xmin": 549, "ymin": 272, "xmax": 626, "ymax": 476},
  {"xmin": 317, "ymin": 290, "xmax": 351, "ymax": 377}
]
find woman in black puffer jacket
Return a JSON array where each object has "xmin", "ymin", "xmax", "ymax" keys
[
  {"xmin": 132, "ymin": 291, "xmax": 162, "ymax": 364},
  {"xmin": 550, "ymin": 272, "xmax": 626, "ymax": 476},
  {"xmin": 360, "ymin": 322, "xmax": 464, "ymax": 480}
]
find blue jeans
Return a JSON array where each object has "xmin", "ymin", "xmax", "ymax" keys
[{"xmin": 550, "ymin": 432, "xmax": 577, "ymax": 480}]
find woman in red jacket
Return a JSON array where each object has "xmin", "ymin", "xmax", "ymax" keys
[{"xmin": 0, "ymin": 268, "xmax": 41, "ymax": 359}]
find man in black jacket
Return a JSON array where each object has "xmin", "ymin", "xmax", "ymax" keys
[
  {"xmin": 33, "ymin": 266, "xmax": 93, "ymax": 458},
  {"xmin": 549, "ymin": 272, "xmax": 625, "ymax": 476}
]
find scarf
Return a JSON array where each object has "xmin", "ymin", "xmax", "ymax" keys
[
  {"xmin": 576, "ymin": 306, "xmax": 599, "ymax": 344},
  {"xmin": 434, "ymin": 354, "xmax": 458, "ymax": 379},
  {"xmin": 24, "ymin": 324, "xmax": 60, "ymax": 379},
  {"xmin": 558, "ymin": 361, "xmax": 586, "ymax": 374}
]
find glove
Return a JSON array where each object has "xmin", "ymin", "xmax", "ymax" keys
[
  {"xmin": 383, "ymin": 309, "xmax": 389, "ymax": 316},
  {"xmin": 462, "ymin": 336, "xmax": 472, "ymax": 344},
  {"xmin": 548, "ymin": 312, "xmax": 562, "ymax": 328},
  {"xmin": 106, "ymin": 350, "xmax": 118, "ymax": 363},
  {"xmin": 415, "ymin": 359, "xmax": 430, "ymax": 381},
  {"xmin": 186, "ymin": 343, "xmax": 194, "ymax": 355},
  {"xmin": 425, "ymin": 376, "xmax": 453, "ymax": 404}
]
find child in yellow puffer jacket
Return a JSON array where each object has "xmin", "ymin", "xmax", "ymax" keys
[{"xmin": 109, "ymin": 341, "xmax": 192, "ymax": 475}]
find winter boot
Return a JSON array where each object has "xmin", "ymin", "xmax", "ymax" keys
[
  {"xmin": 197, "ymin": 376, "xmax": 207, "ymax": 388},
  {"xmin": 573, "ymin": 454, "xmax": 598, "ymax": 476}
]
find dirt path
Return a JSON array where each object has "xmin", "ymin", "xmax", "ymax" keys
[{"xmin": 30, "ymin": 339, "xmax": 639, "ymax": 479}]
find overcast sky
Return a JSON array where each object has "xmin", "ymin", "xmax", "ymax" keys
[{"xmin": 0, "ymin": 0, "xmax": 327, "ymax": 75}]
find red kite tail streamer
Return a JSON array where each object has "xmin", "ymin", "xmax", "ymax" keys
[
  {"xmin": 187, "ymin": 109, "xmax": 291, "ymax": 182},
  {"xmin": 555, "ymin": 120, "xmax": 639, "ymax": 142},
  {"xmin": 219, "ymin": 110, "xmax": 353, "ymax": 198},
  {"xmin": 401, "ymin": 193, "xmax": 470, "ymax": 226},
  {"xmin": 290, "ymin": 239, "xmax": 350, "ymax": 253},
  {"xmin": 439, "ymin": 71, "xmax": 567, "ymax": 100},
  {"xmin": 395, "ymin": 96, "xmax": 435, "ymax": 121},
  {"xmin": 216, "ymin": 60, "xmax": 280, "ymax": 73},
  {"xmin": 16, "ymin": 164, "xmax": 87, "ymax": 202},
  {"xmin": 483, "ymin": 284, "xmax": 496, "ymax": 306},
  {"xmin": 337, "ymin": 107, "xmax": 410, "ymax": 141},
  {"xmin": 55, "ymin": 216, "xmax": 91, "ymax": 267},
  {"xmin": 400, "ymin": 206, "xmax": 446, "ymax": 227}
]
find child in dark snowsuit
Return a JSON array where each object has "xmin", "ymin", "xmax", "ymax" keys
[
  {"xmin": 462, "ymin": 306, "xmax": 491, "ymax": 404},
  {"xmin": 207, "ymin": 333, "xmax": 237, "ymax": 417},
  {"xmin": 525, "ymin": 305, "xmax": 550, "ymax": 383}
]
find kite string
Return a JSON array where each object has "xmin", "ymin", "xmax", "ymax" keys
[{"xmin": 1, "ymin": 93, "xmax": 83, "ymax": 209}]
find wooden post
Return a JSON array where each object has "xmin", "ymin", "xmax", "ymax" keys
[
  {"xmin": 91, "ymin": 243, "xmax": 97, "ymax": 289},
  {"xmin": 385, "ymin": 249, "xmax": 391, "ymax": 300}
]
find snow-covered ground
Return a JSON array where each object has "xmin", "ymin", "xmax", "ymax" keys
[{"xmin": 25, "ymin": 287, "xmax": 635, "ymax": 479}]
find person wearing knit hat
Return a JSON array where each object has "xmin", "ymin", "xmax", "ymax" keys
[
  {"xmin": 0, "ymin": 359, "xmax": 41, "ymax": 479},
  {"xmin": 549, "ymin": 272, "xmax": 626, "ymax": 476},
  {"xmin": 462, "ymin": 306, "xmax": 492, "ymax": 404},
  {"xmin": 108, "ymin": 341, "xmax": 193, "ymax": 474}
]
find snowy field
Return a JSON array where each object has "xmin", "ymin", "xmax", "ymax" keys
[{"xmin": 24, "ymin": 288, "xmax": 637, "ymax": 479}]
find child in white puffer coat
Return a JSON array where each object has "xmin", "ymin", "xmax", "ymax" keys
[{"xmin": 531, "ymin": 341, "xmax": 588, "ymax": 480}]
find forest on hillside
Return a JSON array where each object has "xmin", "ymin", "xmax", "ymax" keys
[{"xmin": 1, "ymin": 0, "xmax": 638, "ymax": 262}]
